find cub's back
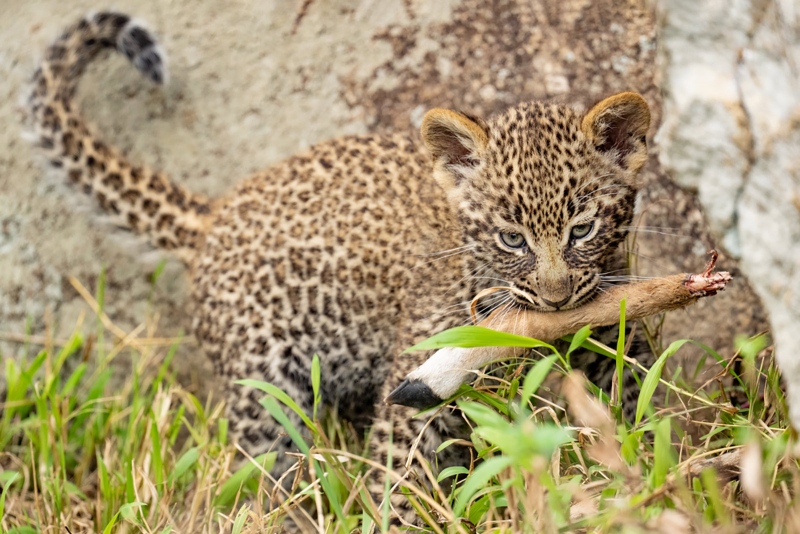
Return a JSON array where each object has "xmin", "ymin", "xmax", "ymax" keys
[{"xmin": 189, "ymin": 133, "xmax": 465, "ymax": 409}]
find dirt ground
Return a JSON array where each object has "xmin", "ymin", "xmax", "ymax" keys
[{"xmin": 0, "ymin": 0, "xmax": 768, "ymax": 394}]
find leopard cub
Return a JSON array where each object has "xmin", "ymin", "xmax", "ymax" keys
[{"xmin": 30, "ymin": 11, "xmax": 652, "ymax": 524}]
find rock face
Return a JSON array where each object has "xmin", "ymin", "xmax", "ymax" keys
[
  {"xmin": 657, "ymin": 0, "xmax": 800, "ymax": 427},
  {"xmin": 0, "ymin": 0, "xmax": 768, "ymax": 395}
]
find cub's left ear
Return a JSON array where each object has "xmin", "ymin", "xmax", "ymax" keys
[{"xmin": 581, "ymin": 92, "xmax": 651, "ymax": 173}]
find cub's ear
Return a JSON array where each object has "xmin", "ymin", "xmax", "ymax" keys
[
  {"xmin": 581, "ymin": 92, "xmax": 651, "ymax": 173},
  {"xmin": 421, "ymin": 109, "xmax": 489, "ymax": 192}
]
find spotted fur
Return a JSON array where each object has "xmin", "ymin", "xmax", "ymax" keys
[{"xmin": 30, "ymin": 12, "xmax": 654, "ymax": 525}]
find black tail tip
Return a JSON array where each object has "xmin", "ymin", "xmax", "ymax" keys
[
  {"xmin": 134, "ymin": 48, "xmax": 167, "ymax": 84},
  {"xmin": 118, "ymin": 23, "xmax": 168, "ymax": 84},
  {"xmin": 385, "ymin": 379, "xmax": 443, "ymax": 409}
]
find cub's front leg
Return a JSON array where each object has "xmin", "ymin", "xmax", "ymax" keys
[{"xmin": 368, "ymin": 383, "xmax": 472, "ymax": 526}]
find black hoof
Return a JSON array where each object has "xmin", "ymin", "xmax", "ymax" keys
[{"xmin": 385, "ymin": 379, "xmax": 444, "ymax": 409}]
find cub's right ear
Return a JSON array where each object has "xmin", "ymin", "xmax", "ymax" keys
[
  {"xmin": 421, "ymin": 109, "xmax": 489, "ymax": 193},
  {"xmin": 581, "ymin": 92, "xmax": 650, "ymax": 174}
]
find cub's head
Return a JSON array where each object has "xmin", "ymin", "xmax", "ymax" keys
[{"xmin": 421, "ymin": 92, "xmax": 650, "ymax": 311}]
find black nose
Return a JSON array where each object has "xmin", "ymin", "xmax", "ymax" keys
[{"xmin": 541, "ymin": 295, "xmax": 571, "ymax": 309}]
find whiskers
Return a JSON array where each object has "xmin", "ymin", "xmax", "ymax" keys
[
  {"xmin": 429, "ymin": 289, "xmax": 516, "ymax": 327},
  {"xmin": 598, "ymin": 271, "xmax": 673, "ymax": 290},
  {"xmin": 418, "ymin": 244, "xmax": 476, "ymax": 257},
  {"xmin": 426, "ymin": 261, "xmax": 511, "ymax": 322},
  {"xmin": 570, "ymin": 180, "xmax": 623, "ymax": 206},
  {"xmin": 599, "ymin": 274, "xmax": 657, "ymax": 284},
  {"xmin": 622, "ymin": 225, "xmax": 688, "ymax": 238},
  {"xmin": 477, "ymin": 291, "xmax": 520, "ymax": 328},
  {"xmin": 415, "ymin": 243, "xmax": 477, "ymax": 266}
]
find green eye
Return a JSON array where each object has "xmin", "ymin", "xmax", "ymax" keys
[
  {"xmin": 571, "ymin": 223, "xmax": 594, "ymax": 239},
  {"xmin": 499, "ymin": 232, "xmax": 526, "ymax": 249}
]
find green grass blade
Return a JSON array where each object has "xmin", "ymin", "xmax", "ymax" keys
[
  {"xmin": 701, "ymin": 467, "xmax": 729, "ymax": 525},
  {"xmin": 405, "ymin": 325, "xmax": 555, "ymax": 352},
  {"xmin": 436, "ymin": 438, "xmax": 465, "ymax": 454},
  {"xmin": 231, "ymin": 503, "xmax": 249, "ymax": 534},
  {"xmin": 650, "ymin": 417, "xmax": 675, "ymax": 489},
  {"xmin": 458, "ymin": 400, "xmax": 511, "ymax": 430},
  {"xmin": 453, "ymin": 455, "xmax": 514, "ymax": 516},
  {"xmin": 361, "ymin": 509, "xmax": 375, "ymax": 534},
  {"xmin": 437, "ymin": 465, "xmax": 469, "ymax": 483},
  {"xmin": 615, "ymin": 299, "xmax": 626, "ymax": 409},
  {"xmin": 153, "ymin": 339, "xmax": 180, "ymax": 397},
  {"xmin": 95, "ymin": 268, "xmax": 106, "ymax": 353},
  {"xmin": 168, "ymin": 446, "xmax": 200, "ymax": 485},
  {"xmin": 519, "ymin": 354, "xmax": 558, "ymax": 410},
  {"xmin": 237, "ymin": 379, "xmax": 315, "ymax": 430},
  {"xmin": 635, "ymin": 339, "xmax": 691, "ymax": 425},
  {"xmin": 150, "ymin": 418, "xmax": 164, "ymax": 487},
  {"xmin": 97, "ymin": 449, "xmax": 113, "ymax": 526},
  {"xmin": 119, "ymin": 502, "xmax": 146, "ymax": 527},
  {"xmin": 0, "ymin": 472, "xmax": 20, "ymax": 521},
  {"xmin": 102, "ymin": 511, "xmax": 121, "ymax": 534},
  {"xmin": 566, "ymin": 324, "xmax": 593, "ymax": 356},
  {"xmin": 61, "ymin": 362, "xmax": 87, "ymax": 398},
  {"xmin": 468, "ymin": 493, "xmax": 493, "ymax": 526},
  {"xmin": 311, "ymin": 354, "xmax": 321, "ymax": 421},
  {"xmin": 381, "ymin": 428, "xmax": 393, "ymax": 533},
  {"xmin": 150, "ymin": 259, "xmax": 167, "ymax": 286},
  {"xmin": 214, "ymin": 453, "xmax": 276, "ymax": 508},
  {"xmin": 259, "ymin": 396, "xmax": 346, "ymax": 525},
  {"xmin": 218, "ymin": 417, "xmax": 229, "ymax": 446}
]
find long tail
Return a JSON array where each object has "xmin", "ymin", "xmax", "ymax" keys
[{"xmin": 28, "ymin": 12, "xmax": 211, "ymax": 259}]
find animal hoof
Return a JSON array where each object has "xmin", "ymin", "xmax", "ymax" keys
[{"xmin": 385, "ymin": 379, "xmax": 443, "ymax": 409}]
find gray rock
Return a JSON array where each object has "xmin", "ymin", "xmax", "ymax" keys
[{"xmin": 657, "ymin": 0, "xmax": 799, "ymax": 425}]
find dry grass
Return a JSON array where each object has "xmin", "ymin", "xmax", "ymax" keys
[{"xmin": 0, "ymin": 272, "xmax": 796, "ymax": 533}]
